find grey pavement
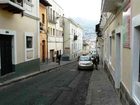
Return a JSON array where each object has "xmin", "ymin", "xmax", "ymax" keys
[
  {"xmin": 0, "ymin": 60, "xmax": 76, "ymax": 87},
  {"xmin": 85, "ymin": 64, "xmax": 122, "ymax": 105}
]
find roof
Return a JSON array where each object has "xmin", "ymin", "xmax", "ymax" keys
[{"xmin": 40, "ymin": 0, "xmax": 52, "ymax": 6}]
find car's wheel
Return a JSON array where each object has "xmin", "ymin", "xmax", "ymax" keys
[
  {"xmin": 91, "ymin": 68, "xmax": 94, "ymax": 71},
  {"xmin": 77, "ymin": 67, "xmax": 81, "ymax": 70}
]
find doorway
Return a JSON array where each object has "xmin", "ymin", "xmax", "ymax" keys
[
  {"xmin": 0, "ymin": 35, "xmax": 13, "ymax": 76},
  {"xmin": 42, "ymin": 40, "xmax": 45, "ymax": 62},
  {"xmin": 50, "ymin": 50, "xmax": 54, "ymax": 62}
]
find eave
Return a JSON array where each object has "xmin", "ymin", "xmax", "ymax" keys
[{"xmin": 0, "ymin": 0, "xmax": 24, "ymax": 14}]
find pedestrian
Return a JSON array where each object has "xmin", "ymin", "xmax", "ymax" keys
[
  {"xmin": 92, "ymin": 55, "xmax": 99, "ymax": 70},
  {"xmin": 96, "ymin": 53, "xmax": 100, "ymax": 65},
  {"xmin": 57, "ymin": 54, "xmax": 61, "ymax": 65},
  {"xmin": 77, "ymin": 55, "xmax": 80, "ymax": 61}
]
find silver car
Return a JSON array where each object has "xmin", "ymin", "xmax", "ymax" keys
[{"xmin": 78, "ymin": 55, "xmax": 93, "ymax": 70}]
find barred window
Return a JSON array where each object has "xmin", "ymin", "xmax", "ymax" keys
[{"xmin": 26, "ymin": 36, "xmax": 32, "ymax": 48}]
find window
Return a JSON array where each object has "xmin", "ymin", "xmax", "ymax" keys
[
  {"xmin": 56, "ymin": 30, "xmax": 59, "ymax": 36},
  {"xmin": 49, "ymin": 8, "xmax": 52, "ymax": 21},
  {"xmin": 26, "ymin": 36, "xmax": 32, "ymax": 48},
  {"xmin": 109, "ymin": 36, "xmax": 112, "ymax": 57},
  {"xmin": 25, "ymin": 0, "xmax": 33, "ymax": 12},
  {"xmin": 27, "ymin": 0, "xmax": 32, "ymax": 3},
  {"xmin": 42, "ymin": 14, "xmax": 45, "ymax": 24},
  {"xmin": 53, "ymin": 29, "xmax": 55, "ymax": 36},
  {"xmin": 25, "ymin": 32, "xmax": 34, "ymax": 61},
  {"xmin": 53, "ymin": 10, "xmax": 55, "ymax": 22},
  {"xmin": 50, "ymin": 28, "xmax": 52, "ymax": 36}
]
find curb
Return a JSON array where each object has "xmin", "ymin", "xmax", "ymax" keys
[
  {"xmin": 0, "ymin": 60, "xmax": 76, "ymax": 87},
  {"xmin": 85, "ymin": 70, "xmax": 94, "ymax": 105}
]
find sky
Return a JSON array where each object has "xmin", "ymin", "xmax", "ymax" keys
[{"xmin": 54, "ymin": 0, "xmax": 102, "ymax": 21}]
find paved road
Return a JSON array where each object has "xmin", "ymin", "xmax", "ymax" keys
[{"xmin": 0, "ymin": 62, "xmax": 92, "ymax": 105}]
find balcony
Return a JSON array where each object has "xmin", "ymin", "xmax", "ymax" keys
[
  {"xmin": 48, "ymin": 18, "xmax": 56, "ymax": 24},
  {"xmin": 40, "ymin": 22, "xmax": 46, "ymax": 32},
  {"xmin": 59, "ymin": 18, "xmax": 64, "ymax": 27},
  {"xmin": 95, "ymin": 24, "xmax": 102, "ymax": 37},
  {"xmin": 101, "ymin": 0, "xmax": 129, "ymax": 13},
  {"xmin": 0, "ymin": 0, "xmax": 24, "ymax": 14},
  {"xmin": 73, "ymin": 35, "xmax": 78, "ymax": 41}
]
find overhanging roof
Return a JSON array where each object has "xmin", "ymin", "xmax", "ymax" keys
[
  {"xmin": 101, "ymin": 0, "xmax": 117, "ymax": 12},
  {"xmin": 40, "ymin": 0, "xmax": 51, "ymax": 6}
]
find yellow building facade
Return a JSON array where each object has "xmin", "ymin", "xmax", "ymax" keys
[{"xmin": 39, "ymin": 0, "xmax": 51, "ymax": 63}]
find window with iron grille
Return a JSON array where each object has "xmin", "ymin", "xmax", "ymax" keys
[
  {"xmin": 26, "ymin": 36, "xmax": 32, "ymax": 48},
  {"xmin": 109, "ymin": 36, "xmax": 112, "ymax": 57},
  {"xmin": 42, "ymin": 14, "xmax": 45, "ymax": 24}
]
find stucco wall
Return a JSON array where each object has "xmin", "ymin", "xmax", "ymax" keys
[
  {"xmin": 122, "ymin": 48, "xmax": 131, "ymax": 92},
  {"xmin": 106, "ymin": 14, "xmax": 122, "ymax": 70},
  {"xmin": 131, "ymin": 0, "xmax": 140, "ymax": 18},
  {"xmin": 39, "ymin": 3, "xmax": 48, "ymax": 62},
  {"xmin": 0, "ymin": 9, "xmax": 39, "ymax": 64}
]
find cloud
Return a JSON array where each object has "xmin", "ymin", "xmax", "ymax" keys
[{"xmin": 54, "ymin": 0, "xmax": 101, "ymax": 21}]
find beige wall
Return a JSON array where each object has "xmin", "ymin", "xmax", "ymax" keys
[
  {"xmin": 0, "ymin": 9, "xmax": 39, "ymax": 64},
  {"xmin": 107, "ymin": 12, "xmax": 131, "ymax": 91},
  {"xmin": 122, "ymin": 48, "xmax": 131, "ymax": 92},
  {"xmin": 106, "ymin": 13, "xmax": 122, "ymax": 70},
  {"xmin": 111, "ymin": 39, "xmax": 116, "ymax": 69},
  {"xmin": 131, "ymin": 0, "xmax": 140, "ymax": 18}
]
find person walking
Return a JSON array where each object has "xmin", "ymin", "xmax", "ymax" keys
[
  {"xmin": 92, "ymin": 54, "xmax": 99, "ymax": 70},
  {"xmin": 57, "ymin": 54, "xmax": 61, "ymax": 65},
  {"xmin": 96, "ymin": 53, "xmax": 100, "ymax": 65}
]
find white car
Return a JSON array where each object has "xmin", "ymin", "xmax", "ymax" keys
[{"xmin": 78, "ymin": 55, "xmax": 93, "ymax": 70}]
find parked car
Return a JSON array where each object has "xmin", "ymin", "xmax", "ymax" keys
[{"xmin": 77, "ymin": 55, "xmax": 93, "ymax": 70}]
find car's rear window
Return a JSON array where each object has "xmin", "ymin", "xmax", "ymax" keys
[{"xmin": 79, "ymin": 56, "xmax": 90, "ymax": 61}]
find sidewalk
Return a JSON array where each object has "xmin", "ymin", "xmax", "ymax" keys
[
  {"xmin": 0, "ymin": 60, "xmax": 75, "ymax": 87},
  {"xmin": 85, "ymin": 64, "xmax": 122, "ymax": 105}
]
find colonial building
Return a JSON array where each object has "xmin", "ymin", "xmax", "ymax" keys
[
  {"xmin": 0, "ymin": 0, "xmax": 40, "ymax": 78},
  {"xmin": 64, "ymin": 18, "xmax": 83, "ymax": 60},
  {"xmin": 98, "ymin": 0, "xmax": 140, "ymax": 104},
  {"xmin": 39, "ymin": 0, "xmax": 51, "ymax": 63},
  {"xmin": 47, "ymin": 0, "xmax": 64, "ymax": 62}
]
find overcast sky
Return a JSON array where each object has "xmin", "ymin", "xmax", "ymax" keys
[{"xmin": 54, "ymin": 0, "xmax": 101, "ymax": 21}]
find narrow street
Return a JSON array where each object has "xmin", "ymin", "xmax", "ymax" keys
[{"xmin": 0, "ymin": 62, "xmax": 92, "ymax": 105}]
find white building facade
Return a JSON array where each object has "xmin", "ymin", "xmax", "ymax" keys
[
  {"xmin": 47, "ymin": 0, "xmax": 64, "ymax": 62},
  {"xmin": 64, "ymin": 18, "xmax": 83, "ymax": 60}
]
